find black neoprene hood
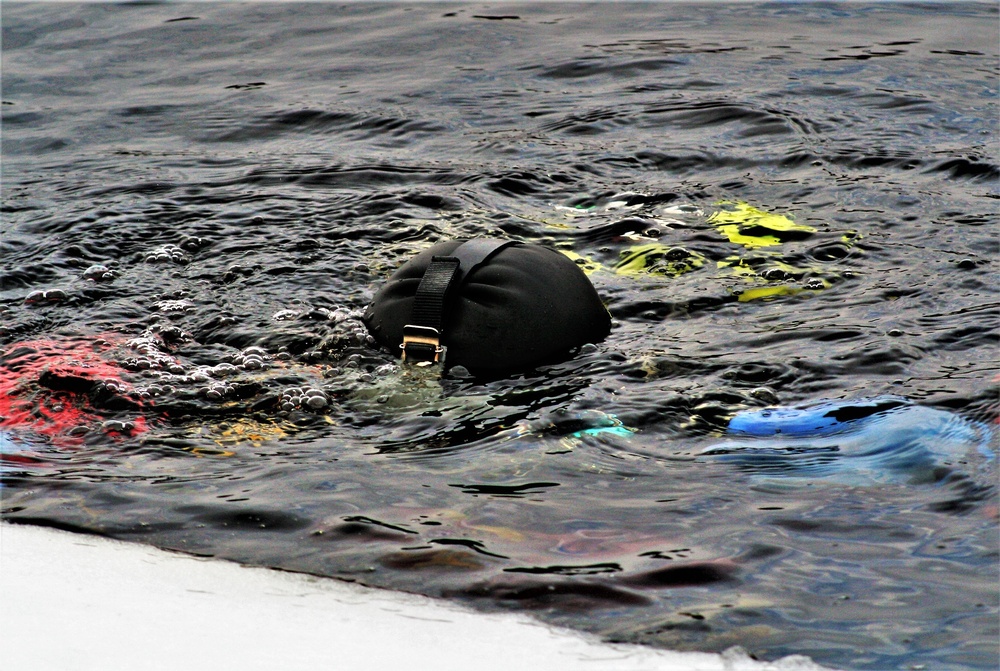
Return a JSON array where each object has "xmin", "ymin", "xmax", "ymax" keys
[{"xmin": 363, "ymin": 239, "xmax": 611, "ymax": 376}]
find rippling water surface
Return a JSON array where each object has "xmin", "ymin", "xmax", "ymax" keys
[{"xmin": 2, "ymin": 4, "xmax": 998, "ymax": 670}]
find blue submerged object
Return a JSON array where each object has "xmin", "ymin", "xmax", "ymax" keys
[{"xmin": 701, "ymin": 396, "xmax": 995, "ymax": 485}]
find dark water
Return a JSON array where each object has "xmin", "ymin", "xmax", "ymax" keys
[{"xmin": 2, "ymin": 3, "xmax": 998, "ymax": 669}]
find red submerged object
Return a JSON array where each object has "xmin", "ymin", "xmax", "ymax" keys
[{"xmin": 0, "ymin": 336, "xmax": 148, "ymax": 445}]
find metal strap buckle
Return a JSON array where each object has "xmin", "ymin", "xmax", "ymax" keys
[{"xmin": 400, "ymin": 325, "xmax": 445, "ymax": 364}]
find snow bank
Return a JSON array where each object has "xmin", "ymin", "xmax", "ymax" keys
[{"xmin": 0, "ymin": 523, "xmax": 835, "ymax": 671}]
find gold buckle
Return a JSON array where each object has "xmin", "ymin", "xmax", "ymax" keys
[{"xmin": 401, "ymin": 325, "xmax": 444, "ymax": 364}]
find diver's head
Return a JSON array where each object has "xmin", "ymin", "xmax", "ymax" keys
[{"xmin": 363, "ymin": 239, "xmax": 611, "ymax": 377}]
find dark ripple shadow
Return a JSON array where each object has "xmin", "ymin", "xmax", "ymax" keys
[
  {"xmin": 638, "ymin": 100, "xmax": 794, "ymax": 135},
  {"xmin": 211, "ymin": 108, "xmax": 449, "ymax": 143},
  {"xmin": 528, "ymin": 56, "xmax": 684, "ymax": 80},
  {"xmin": 239, "ymin": 163, "xmax": 471, "ymax": 189}
]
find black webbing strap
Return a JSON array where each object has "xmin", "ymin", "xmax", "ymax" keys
[{"xmin": 401, "ymin": 239, "xmax": 516, "ymax": 364}]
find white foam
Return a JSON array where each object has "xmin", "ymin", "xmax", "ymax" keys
[{"xmin": 0, "ymin": 523, "xmax": 836, "ymax": 671}]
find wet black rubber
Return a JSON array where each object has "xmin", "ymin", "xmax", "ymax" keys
[{"xmin": 364, "ymin": 239, "xmax": 611, "ymax": 376}]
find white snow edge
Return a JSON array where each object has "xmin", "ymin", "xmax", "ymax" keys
[{"xmin": 0, "ymin": 522, "xmax": 838, "ymax": 671}]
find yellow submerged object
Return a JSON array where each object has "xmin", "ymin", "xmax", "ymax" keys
[
  {"xmin": 559, "ymin": 250, "xmax": 605, "ymax": 275},
  {"xmin": 554, "ymin": 200, "xmax": 838, "ymax": 302},
  {"xmin": 614, "ymin": 243, "xmax": 705, "ymax": 278},
  {"xmin": 708, "ymin": 202, "xmax": 815, "ymax": 248}
]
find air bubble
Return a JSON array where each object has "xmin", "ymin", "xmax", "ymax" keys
[
  {"xmin": 120, "ymin": 334, "xmax": 179, "ymax": 372},
  {"xmin": 664, "ymin": 247, "xmax": 690, "ymax": 261},
  {"xmin": 241, "ymin": 357, "xmax": 265, "ymax": 370},
  {"xmin": 804, "ymin": 278, "xmax": 825, "ymax": 290},
  {"xmin": 144, "ymin": 244, "xmax": 190, "ymax": 265},
  {"xmin": 132, "ymin": 358, "xmax": 152, "ymax": 370},
  {"xmin": 304, "ymin": 387, "xmax": 329, "ymax": 409},
  {"xmin": 331, "ymin": 308, "xmax": 353, "ymax": 323},
  {"xmin": 203, "ymin": 381, "xmax": 233, "ymax": 401},
  {"xmin": 304, "ymin": 308, "xmax": 333, "ymax": 321},
  {"xmin": 82, "ymin": 264, "xmax": 115, "ymax": 281},
  {"xmin": 103, "ymin": 420, "xmax": 135, "ymax": 433},
  {"xmin": 24, "ymin": 289, "xmax": 67, "ymax": 304},
  {"xmin": 153, "ymin": 299, "xmax": 195, "ymax": 315},
  {"xmin": 278, "ymin": 385, "xmax": 329, "ymax": 412},
  {"xmin": 155, "ymin": 325, "xmax": 189, "ymax": 344},
  {"xmin": 212, "ymin": 363, "xmax": 238, "ymax": 376},
  {"xmin": 305, "ymin": 395, "xmax": 328, "ymax": 409},
  {"xmin": 232, "ymin": 345, "xmax": 271, "ymax": 371},
  {"xmin": 179, "ymin": 236, "xmax": 208, "ymax": 252}
]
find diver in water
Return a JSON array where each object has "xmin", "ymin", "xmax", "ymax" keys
[
  {"xmin": 0, "ymin": 238, "xmax": 615, "ymax": 446},
  {"xmin": 2, "ymin": 234, "xmax": 992, "ymax": 483}
]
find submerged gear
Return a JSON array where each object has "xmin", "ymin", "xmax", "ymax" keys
[
  {"xmin": 0, "ymin": 337, "xmax": 149, "ymax": 444},
  {"xmin": 363, "ymin": 239, "xmax": 611, "ymax": 376},
  {"xmin": 700, "ymin": 396, "xmax": 994, "ymax": 485}
]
